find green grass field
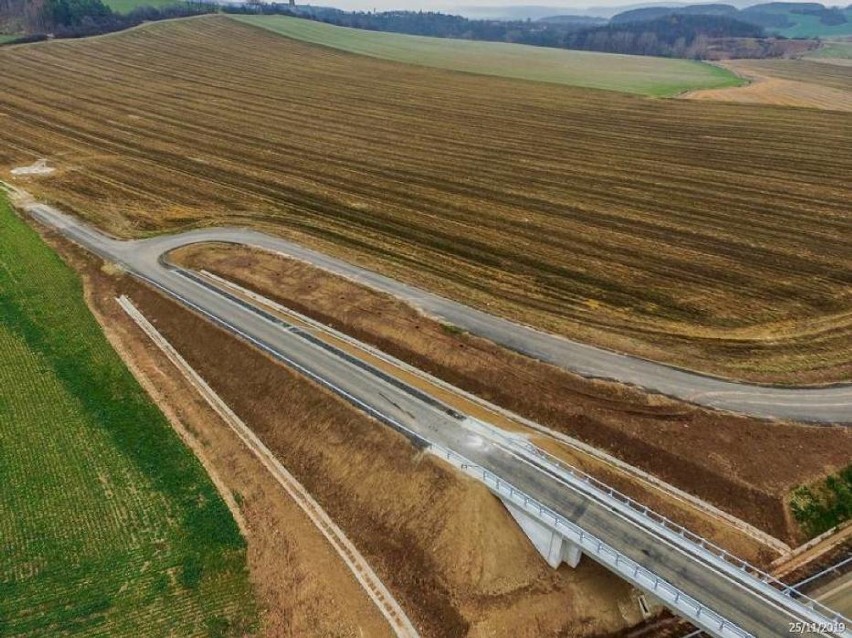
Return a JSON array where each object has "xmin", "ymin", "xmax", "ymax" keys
[
  {"xmin": 233, "ymin": 15, "xmax": 742, "ymax": 97},
  {"xmin": 0, "ymin": 34, "xmax": 20, "ymax": 45},
  {"xmin": 0, "ymin": 194, "xmax": 255, "ymax": 636},
  {"xmin": 103, "ymin": 0, "xmax": 179, "ymax": 13}
]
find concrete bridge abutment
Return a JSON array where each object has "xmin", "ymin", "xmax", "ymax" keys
[{"xmin": 501, "ymin": 498, "xmax": 582, "ymax": 569}]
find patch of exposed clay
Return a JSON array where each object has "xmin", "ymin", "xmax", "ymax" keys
[{"xmin": 11, "ymin": 159, "xmax": 55, "ymax": 176}]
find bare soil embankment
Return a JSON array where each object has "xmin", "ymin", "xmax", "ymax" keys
[
  {"xmin": 173, "ymin": 243, "xmax": 852, "ymax": 545},
  {"xmin": 42, "ymin": 231, "xmax": 645, "ymax": 637}
]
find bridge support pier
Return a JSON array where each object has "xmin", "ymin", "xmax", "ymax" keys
[{"xmin": 501, "ymin": 498, "xmax": 582, "ymax": 569}]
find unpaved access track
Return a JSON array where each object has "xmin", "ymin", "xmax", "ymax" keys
[{"xmin": 30, "ymin": 204, "xmax": 851, "ymax": 424}]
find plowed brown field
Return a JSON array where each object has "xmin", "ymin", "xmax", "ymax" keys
[
  {"xmin": 723, "ymin": 59, "xmax": 852, "ymax": 92},
  {"xmin": 1, "ymin": 16, "xmax": 850, "ymax": 383},
  {"xmin": 686, "ymin": 59, "xmax": 852, "ymax": 111}
]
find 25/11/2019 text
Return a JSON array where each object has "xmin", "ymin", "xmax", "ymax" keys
[{"xmin": 789, "ymin": 622, "xmax": 846, "ymax": 634}]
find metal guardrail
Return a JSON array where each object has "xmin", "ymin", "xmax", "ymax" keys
[
  {"xmin": 188, "ymin": 266, "xmax": 833, "ymax": 630},
  {"xmin": 795, "ymin": 557, "xmax": 852, "ymax": 592},
  {"xmin": 682, "ymin": 557, "xmax": 852, "ymax": 638},
  {"xmin": 175, "ymin": 268, "xmax": 462, "ymax": 418},
  {"xmin": 30, "ymin": 201, "xmax": 850, "ymax": 638},
  {"xmin": 515, "ymin": 442, "xmax": 851, "ymax": 629},
  {"xmin": 196, "ymin": 266, "xmax": 783, "ymax": 554}
]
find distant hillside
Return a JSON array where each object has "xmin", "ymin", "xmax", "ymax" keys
[
  {"xmin": 742, "ymin": 3, "xmax": 852, "ymax": 37},
  {"xmin": 226, "ymin": 4, "xmax": 818, "ymax": 59},
  {"xmin": 610, "ymin": 1, "xmax": 852, "ymax": 37},
  {"xmin": 236, "ymin": 14, "xmax": 743, "ymax": 97},
  {"xmin": 611, "ymin": 4, "xmax": 740, "ymax": 23},
  {"xmin": 804, "ymin": 39, "xmax": 852, "ymax": 60},
  {"xmin": 456, "ymin": 3, "xmax": 688, "ymax": 20},
  {"xmin": 455, "ymin": 5, "xmax": 588, "ymax": 21},
  {"xmin": 537, "ymin": 15, "xmax": 608, "ymax": 26},
  {"xmin": 562, "ymin": 13, "xmax": 765, "ymax": 57}
]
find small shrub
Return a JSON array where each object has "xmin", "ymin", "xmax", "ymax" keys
[{"xmin": 790, "ymin": 465, "xmax": 852, "ymax": 538}]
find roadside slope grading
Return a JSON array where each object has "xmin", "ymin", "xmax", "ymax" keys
[{"xmin": 61, "ymin": 249, "xmax": 404, "ymax": 637}]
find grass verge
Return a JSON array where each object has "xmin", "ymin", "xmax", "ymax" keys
[{"xmin": 0, "ymin": 196, "xmax": 255, "ymax": 636}]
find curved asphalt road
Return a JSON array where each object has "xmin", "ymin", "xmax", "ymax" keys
[{"xmin": 32, "ymin": 204, "xmax": 850, "ymax": 423}]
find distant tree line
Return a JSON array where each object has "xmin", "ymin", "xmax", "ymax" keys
[
  {"xmin": 223, "ymin": 5, "xmax": 562, "ymax": 41},
  {"xmin": 223, "ymin": 5, "xmax": 773, "ymax": 59},
  {"xmin": 561, "ymin": 15, "xmax": 765, "ymax": 58},
  {"xmin": 0, "ymin": 0, "xmax": 44, "ymax": 33}
]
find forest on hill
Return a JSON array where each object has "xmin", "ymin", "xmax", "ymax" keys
[
  {"xmin": 609, "ymin": 2, "xmax": 852, "ymax": 37},
  {"xmin": 0, "ymin": 0, "xmax": 211, "ymax": 39}
]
